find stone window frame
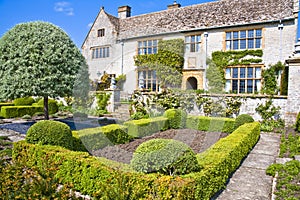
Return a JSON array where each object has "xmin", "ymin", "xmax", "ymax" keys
[
  {"xmin": 225, "ymin": 64, "xmax": 263, "ymax": 94},
  {"xmin": 91, "ymin": 46, "xmax": 110, "ymax": 59},
  {"xmin": 225, "ymin": 28, "xmax": 262, "ymax": 50},
  {"xmin": 136, "ymin": 68, "xmax": 159, "ymax": 92},
  {"xmin": 137, "ymin": 39, "xmax": 160, "ymax": 55},
  {"xmin": 97, "ymin": 28, "xmax": 105, "ymax": 37},
  {"xmin": 185, "ymin": 34, "xmax": 201, "ymax": 53}
]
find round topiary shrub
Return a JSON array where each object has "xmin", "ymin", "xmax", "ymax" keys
[
  {"xmin": 234, "ymin": 114, "xmax": 254, "ymax": 129},
  {"xmin": 26, "ymin": 120, "xmax": 73, "ymax": 150},
  {"xmin": 163, "ymin": 109, "xmax": 187, "ymax": 129},
  {"xmin": 131, "ymin": 138, "xmax": 201, "ymax": 175},
  {"xmin": 13, "ymin": 97, "xmax": 35, "ymax": 106},
  {"xmin": 36, "ymin": 99, "xmax": 58, "ymax": 115}
]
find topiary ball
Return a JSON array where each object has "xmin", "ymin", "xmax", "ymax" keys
[
  {"xmin": 164, "ymin": 109, "xmax": 187, "ymax": 129},
  {"xmin": 26, "ymin": 120, "xmax": 73, "ymax": 150},
  {"xmin": 234, "ymin": 114, "xmax": 254, "ymax": 129},
  {"xmin": 131, "ymin": 138, "xmax": 201, "ymax": 175}
]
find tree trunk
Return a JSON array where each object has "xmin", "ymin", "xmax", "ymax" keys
[{"xmin": 44, "ymin": 96, "xmax": 49, "ymax": 120}]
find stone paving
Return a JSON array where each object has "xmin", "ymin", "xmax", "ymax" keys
[{"xmin": 216, "ymin": 132, "xmax": 280, "ymax": 200}]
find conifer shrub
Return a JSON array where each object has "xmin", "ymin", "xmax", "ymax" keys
[
  {"xmin": 234, "ymin": 114, "xmax": 254, "ymax": 129},
  {"xmin": 13, "ymin": 97, "xmax": 35, "ymax": 106},
  {"xmin": 131, "ymin": 138, "xmax": 201, "ymax": 175},
  {"xmin": 163, "ymin": 109, "xmax": 187, "ymax": 129},
  {"xmin": 26, "ymin": 120, "xmax": 73, "ymax": 150}
]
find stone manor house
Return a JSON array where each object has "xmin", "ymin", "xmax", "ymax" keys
[{"xmin": 82, "ymin": 0, "xmax": 299, "ymax": 95}]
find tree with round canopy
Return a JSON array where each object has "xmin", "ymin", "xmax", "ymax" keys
[{"xmin": 0, "ymin": 21, "xmax": 89, "ymax": 119}]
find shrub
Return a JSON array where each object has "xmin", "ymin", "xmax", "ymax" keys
[
  {"xmin": 124, "ymin": 117, "xmax": 169, "ymax": 138},
  {"xmin": 35, "ymin": 99, "xmax": 58, "ymax": 115},
  {"xmin": 71, "ymin": 131, "xmax": 87, "ymax": 152},
  {"xmin": 234, "ymin": 114, "xmax": 254, "ymax": 129},
  {"xmin": 26, "ymin": 120, "xmax": 73, "ymax": 150},
  {"xmin": 131, "ymin": 138, "xmax": 201, "ymax": 175},
  {"xmin": 163, "ymin": 109, "xmax": 187, "ymax": 129},
  {"xmin": 295, "ymin": 112, "xmax": 300, "ymax": 132},
  {"xmin": 0, "ymin": 102, "xmax": 14, "ymax": 110},
  {"xmin": 1, "ymin": 106, "xmax": 43, "ymax": 118},
  {"xmin": 13, "ymin": 97, "xmax": 35, "ymax": 106}
]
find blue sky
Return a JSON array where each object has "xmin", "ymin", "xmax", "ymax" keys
[{"xmin": 0, "ymin": 0, "xmax": 216, "ymax": 48}]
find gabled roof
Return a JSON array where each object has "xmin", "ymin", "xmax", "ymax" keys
[{"xmin": 117, "ymin": 0, "xmax": 296, "ymax": 39}]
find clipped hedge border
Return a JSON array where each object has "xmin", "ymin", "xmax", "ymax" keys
[
  {"xmin": 186, "ymin": 116, "xmax": 236, "ymax": 133},
  {"xmin": 12, "ymin": 122, "xmax": 260, "ymax": 199},
  {"xmin": 124, "ymin": 116, "xmax": 169, "ymax": 138},
  {"xmin": 78, "ymin": 124, "xmax": 130, "ymax": 151},
  {"xmin": 1, "ymin": 106, "xmax": 43, "ymax": 118}
]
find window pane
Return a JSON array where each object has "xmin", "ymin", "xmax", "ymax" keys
[
  {"xmin": 256, "ymin": 29, "xmax": 262, "ymax": 37},
  {"xmin": 143, "ymin": 41, "xmax": 147, "ymax": 47},
  {"xmin": 255, "ymin": 68, "xmax": 261, "ymax": 78},
  {"xmin": 247, "ymin": 80, "xmax": 253, "ymax": 93},
  {"xmin": 185, "ymin": 36, "xmax": 190, "ymax": 43},
  {"xmin": 143, "ymin": 48, "xmax": 147, "ymax": 54},
  {"xmin": 233, "ymin": 31, "xmax": 238, "ymax": 39},
  {"xmin": 240, "ymin": 67, "xmax": 246, "ymax": 78},
  {"xmin": 240, "ymin": 39, "xmax": 246, "ymax": 49},
  {"xmin": 225, "ymin": 80, "xmax": 231, "ymax": 92},
  {"xmin": 226, "ymin": 41, "xmax": 231, "ymax": 50},
  {"xmin": 191, "ymin": 44, "xmax": 195, "ymax": 52},
  {"xmin": 196, "ymin": 35, "xmax": 201, "ymax": 42},
  {"xmin": 232, "ymin": 80, "xmax": 238, "ymax": 93},
  {"xmin": 233, "ymin": 68, "xmax": 238, "ymax": 78},
  {"xmin": 96, "ymin": 49, "xmax": 99, "ymax": 58},
  {"xmin": 138, "ymin": 41, "xmax": 142, "ymax": 47},
  {"xmin": 106, "ymin": 47, "xmax": 109, "ymax": 57},
  {"xmin": 191, "ymin": 36, "xmax": 195, "ymax": 43},
  {"xmin": 138, "ymin": 49, "xmax": 142, "ymax": 55},
  {"xmin": 196, "ymin": 43, "xmax": 200, "ymax": 52},
  {"xmin": 153, "ymin": 40, "xmax": 158, "ymax": 46},
  {"xmin": 248, "ymin": 39, "xmax": 254, "ymax": 49},
  {"xmin": 148, "ymin": 48, "xmax": 152, "ymax": 54},
  {"xmin": 185, "ymin": 44, "xmax": 190, "ymax": 52},
  {"xmin": 148, "ymin": 40, "xmax": 152, "ymax": 47},
  {"xmin": 247, "ymin": 67, "xmax": 253, "ymax": 78},
  {"xmin": 225, "ymin": 68, "xmax": 231, "ymax": 79},
  {"xmin": 226, "ymin": 32, "xmax": 231, "ymax": 40},
  {"xmin": 255, "ymin": 80, "xmax": 261, "ymax": 92},
  {"xmin": 248, "ymin": 30, "xmax": 254, "ymax": 38},
  {"xmin": 153, "ymin": 47, "xmax": 157, "ymax": 54},
  {"xmin": 240, "ymin": 31, "xmax": 246, "ymax": 38},
  {"xmin": 239, "ymin": 80, "xmax": 245, "ymax": 93},
  {"xmin": 233, "ymin": 40, "xmax": 239, "ymax": 50},
  {"xmin": 255, "ymin": 38, "xmax": 261, "ymax": 48}
]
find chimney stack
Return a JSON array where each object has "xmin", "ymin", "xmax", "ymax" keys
[
  {"xmin": 167, "ymin": 0, "xmax": 181, "ymax": 9},
  {"xmin": 118, "ymin": 6, "xmax": 131, "ymax": 19}
]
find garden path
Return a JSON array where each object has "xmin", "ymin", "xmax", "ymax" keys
[{"xmin": 215, "ymin": 132, "xmax": 280, "ymax": 200}]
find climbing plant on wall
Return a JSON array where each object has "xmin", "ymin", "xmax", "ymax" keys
[
  {"xmin": 207, "ymin": 50, "xmax": 263, "ymax": 93},
  {"xmin": 134, "ymin": 39, "xmax": 184, "ymax": 87}
]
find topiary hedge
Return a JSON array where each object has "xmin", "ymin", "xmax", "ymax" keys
[
  {"xmin": 131, "ymin": 138, "xmax": 201, "ymax": 175},
  {"xmin": 26, "ymin": 120, "xmax": 74, "ymax": 150},
  {"xmin": 78, "ymin": 124, "xmax": 130, "ymax": 151},
  {"xmin": 164, "ymin": 109, "xmax": 187, "ymax": 129},
  {"xmin": 234, "ymin": 114, "xmax": 254, "ymax": 129},
  {"xmin": 186, "ymin": 116, "xmax": 235, "ymax": 133},
  {"xmin": 34, "ymin": 99, "xmax": 58, "ymax": 115},
  {"xmin": 1, "ymin": 105, "xmax": 43, "ymax": 118},
  {"xmin": 124, "ymin": 116, "xmax": 169, "ymax": 138},
  {"xmin": 13, "ymin": 97, "xmax": 35, "ymax": 106}
]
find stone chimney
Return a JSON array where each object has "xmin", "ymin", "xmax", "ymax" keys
[
  {"xmin": 167, "ymin": 0, "xmax": 181, "ymax": 9},
  {"xmin": 118, "ymin": 6, "xmax": 131, "ymax": 19}
]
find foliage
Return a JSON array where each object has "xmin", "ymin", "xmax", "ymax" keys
[
  {"xmin": 35, "ymin": 98, "xmax": 58, "ymax": 115},
  {"xmin": 129, "ymin": 91, "xmax": 152, "ymax": 118},
  {"xmin": 115, "ymin": 74, "xmax": 126, "ymax": 90},
  {"xmin": 0, "ymin": 21, "xmax": 89, "ymax": 119},
  {"xmin": 280, "ymin": 66, "xmax": 288, "ymax": 95},
  {"xmin": 266, "ymin": 160, "xmax": 300, "ymax": 200},
  {"xmin": 130, "ymin": 111, "xmax": 149, "ymax": 120},
  {"xmin": 1, "ymin": 105, "xmax": 43, "ymax": 118},
  {"xmin": 26, "ymin": 120, "xmax": 74, "ymax": 150},
  {"xmin": 95, "ymin": 92, "xmax": 110, "ymax": 115},
  {"xmin": 279, "ymin": 132, "xmax": 300, "ymax": 158},
  {"xmin": 261, "ymin": 62, "xmax": 285, "ymax": 95},
  {"xmin": 164, "ymin": 109, "xmax": 187, "ymax": 129},
  {"xmin": 224, "ymin": 96, "xmax": 243, "ymax": 117},
  {"xmin": 208, "ymin": 50, "xmax": 263, "ymax": 92},
  {"xmin": 202, "ymin": 97, "xmax": 225, "ymax": 117},
  {"xmin": 186, "ymin": 116, "xmax": 236, "ymax": 133},
  {"xmin": 124, "ymin": 117, "xmax": 169, "ymax": 138},
  {"xmin": 0, "ymin": 136, "xmax": 12, "ymax": 163},
  {"xmin": 295, "ymin": 112, "xmax": 300, "ymax": 132},
  {"xmin": 234, "ymin": 114, "xmax": 254, "ymax": 129},
  {"xmin": 78, "ymin": 124, "xmax": 130, "ymax": 151},
  {"xmin": 96, "ymin": 72, "xmax": 111, "ymax": 91},
  {"xmin": 134, "ymin": 39, "xmax": 184, "ymax": 88},
  {"xmin": 13, "ymin": 97, "xmax": 35, "ymax": 106},
  {"xmin": 131, "ymin": 138, "xmax": 201, "ymax": 175}
]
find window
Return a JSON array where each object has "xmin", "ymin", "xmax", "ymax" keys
[
  {"xmin": 225, "ymin": 65, "xmax": 262, "ymax": 94},
  {"xmin": 91, "ymin": 47, "xmax": 110, "ymax": 59},
  {"xmin": 226, "ymin": 29, "xmax": 262, "ymax": 50},
  {"xmin": 97, "ymin": 29, "xmax": 105, "ymax": 37},
  {"xmin": 185, "ymin": 35, "xmax": 201, "ymax": 52},
  {"xmin": 137, "ymin": 69, "xmax": 159, "ymax": 92},
  {"xmin": 137, "ymin": 39, "xmax": 158, "ymax": 55}
]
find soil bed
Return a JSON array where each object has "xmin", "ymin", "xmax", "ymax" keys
[{"xmin": 92, "ymin": 129, "xmax": 228, "ymax": 164}]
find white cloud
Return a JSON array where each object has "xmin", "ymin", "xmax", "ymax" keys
[{"xmin": 54, "ymin": 1, "xmax": 74, "ymax": 16}]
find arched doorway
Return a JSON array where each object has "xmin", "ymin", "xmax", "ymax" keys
[{"xmin": 186, "ymin": 77, "xmax": 198, "ymax": 90}]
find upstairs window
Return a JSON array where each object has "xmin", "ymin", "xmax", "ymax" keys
[
  {"xmin": 97, "ymin": 29, "xmax": 105, "ymax": 37},
  {"xmin": 91, "ymin": 46, "xmax": 110, "ymax": 59},
  {"xmin": 137, "ymin": 39, "xmax": 158, "ymax": 55},
  {"xmin": 226, "ymin": 29, "xmax": 262, "ymax": 50},
  {"xmin": 185, "ymin": 35, "xmax": 201, "ymax": 52}
]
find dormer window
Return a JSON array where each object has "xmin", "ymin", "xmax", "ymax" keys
[{"xmin": 97, "ymin": 29, "xmax": 105, "ymax": 37}]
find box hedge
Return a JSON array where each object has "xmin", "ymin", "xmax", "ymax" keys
[
  {"xmin": 186, "ymin": 116, "xmax": 235, "ymax": 133},
  {"xmin": 12, "ymin": 122, "xmax": 260, "ymax": 199},
  {"xmin": 164, "ymin": 109, "xmax": 187, "ymax": 129},
  {"xmin": 78, "ymin": 124, "xmax": 130, "ymax": 151},
  {"xmin": 124, "ymin": 116, "xmax": 169, "ymax": 138},
  {"xmin": 1, "ymin": 105, "xmax": 43, "ymax": 118},
  {"xmin": 13, "ymin": 97, "xmax": 35, "ymax": 106}
]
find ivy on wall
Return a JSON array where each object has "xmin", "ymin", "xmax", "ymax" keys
[
  {"xmin": 134, "ymin": 39, "xmax": 184, "ymax": 87},
  {"xmin": 207, "ymin": 50, "xmax": 263, "ymax": 93},
  {"xmin": 261, "ymin": 61, "xmax": 285, "ymax": 95}
]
